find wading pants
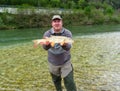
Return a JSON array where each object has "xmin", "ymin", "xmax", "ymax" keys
[{"xmin": 50, "ymin": 71, "xmax": 77, "ymax": 91}]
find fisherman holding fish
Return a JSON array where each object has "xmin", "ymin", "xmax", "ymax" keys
[{"xmin": 39, "ymin": 15, "xmax": 77, "ymax": 91}]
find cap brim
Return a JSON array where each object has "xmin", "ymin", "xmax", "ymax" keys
[{"xmin": 52, "ymin": 18, "xmax": 61, "ymax": 20}]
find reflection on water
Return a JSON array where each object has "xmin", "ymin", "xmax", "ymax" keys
[{"xmin": 73, "ymin": 32, "xmax": 120, "ymax": 91}]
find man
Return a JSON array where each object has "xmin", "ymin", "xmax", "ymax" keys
[{"xmin": 40, "ymin": 15, "xmax": 77, "ymax": 91}]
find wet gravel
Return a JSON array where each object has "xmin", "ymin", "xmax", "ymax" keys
[{"xmin": 73, "ymin": 32, "xmax": 120, "ymax": 91}]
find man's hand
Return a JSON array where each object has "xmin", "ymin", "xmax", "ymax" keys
[{"xmin": 60, "ymin": 40, "xmax": 67, "ymax": 46}]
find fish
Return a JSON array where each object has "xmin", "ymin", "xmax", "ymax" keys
[{"xmin": 33, "ymin": 35, "xmax": 74, "ymax": 47}]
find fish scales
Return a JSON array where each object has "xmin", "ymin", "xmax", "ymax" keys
[{"xmin": 33, "ymin": 36, "xmax": 74, "ymax": 47}]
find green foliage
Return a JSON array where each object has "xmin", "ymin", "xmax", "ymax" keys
[
  {"xmin": 0, "ymin": 17, "xmax": 4, "ymax": 25},
  {"xmin": 50, "ymin": 0, "xmax": 60, "ymax": 8},
  {"xmin": 0, "ymin": 17, "xmax": 7, "ymax": 30},
  {"xmin": 91, "ymin": 8, "xmax": 105, "ymax": 24},
  {"xmin": 0, "ymin": 0, "xmax": 120, "ymax": 9},
  {"xmin": 109, "ymin": 15, "xmax": 120, "ymax": 24},
  {"xmin": 18, "ymin": 4, "xmax": 35, "ymax": 8},
  {"xmin": 78, "ymin": 0, "xmax": 88, "ymax": 9},
  {"xmin": 0, "ymin": 0, "xmax": 120, "ymax": 29},
  {"xmin": 0, "ymin": 10, "xmax": 120, "ymax": 30},
  {"xmin": 105, "ymin": 0, "xmax": 120, "ymax": 9},
  {"xmin": 84, "ymin": 6, "xmax": 92, "ymax": 16},
  {"xmin": 38, "ymin": 0, "xmax": 49, "ymax": 7},
  {"xmin": 104, "ymin": 5, "xmax": 114, "ymax": 16},
  {"xmin": 0, "ymin": 13, "xmax": 17, "ymax": 29}
]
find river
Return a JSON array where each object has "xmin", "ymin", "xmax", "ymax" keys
[{"xmin": 0, "ymin": 31, "xmax": 120, "ymax": 91}]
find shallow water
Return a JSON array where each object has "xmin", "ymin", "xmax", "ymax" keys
[
  {"xmin": 72, "ymin": 32, "xmax": 120, "ymax": 91},
  {"xmin": 0, "ymin": 32, "xmax": 120, "ymax": 91}
]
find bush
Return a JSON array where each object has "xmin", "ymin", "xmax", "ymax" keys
[
  {"xmin": 104, "ymin": 6, "xmax": 114, "ymax": 16},
  {"xmin": 0, "ymin": 17, "xmax": 4, "ymax": 25},
  {"xmin": 91, "ymin": 9, "xmax": 105, "ymax": 24},
  {"xmin": 109, "ymin": 15, "xmax": 120, "ymax": 23}
]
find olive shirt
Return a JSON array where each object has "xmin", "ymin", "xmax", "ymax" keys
[{"xmin": 42, "ymin": 27, "xmax": 72, "ymax": 66}]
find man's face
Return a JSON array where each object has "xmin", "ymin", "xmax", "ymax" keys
[{"xmin": 52, "ymin": 19, "xmax": 63, "ymax": 32}]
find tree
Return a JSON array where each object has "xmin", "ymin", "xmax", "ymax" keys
[
  {"xmin": 50, "ymin": 0, "xmax": 60, "ymax": 8},
  {"xmin": 78, "ymin": 0, "xmax": 88, "ymax": 9}
]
